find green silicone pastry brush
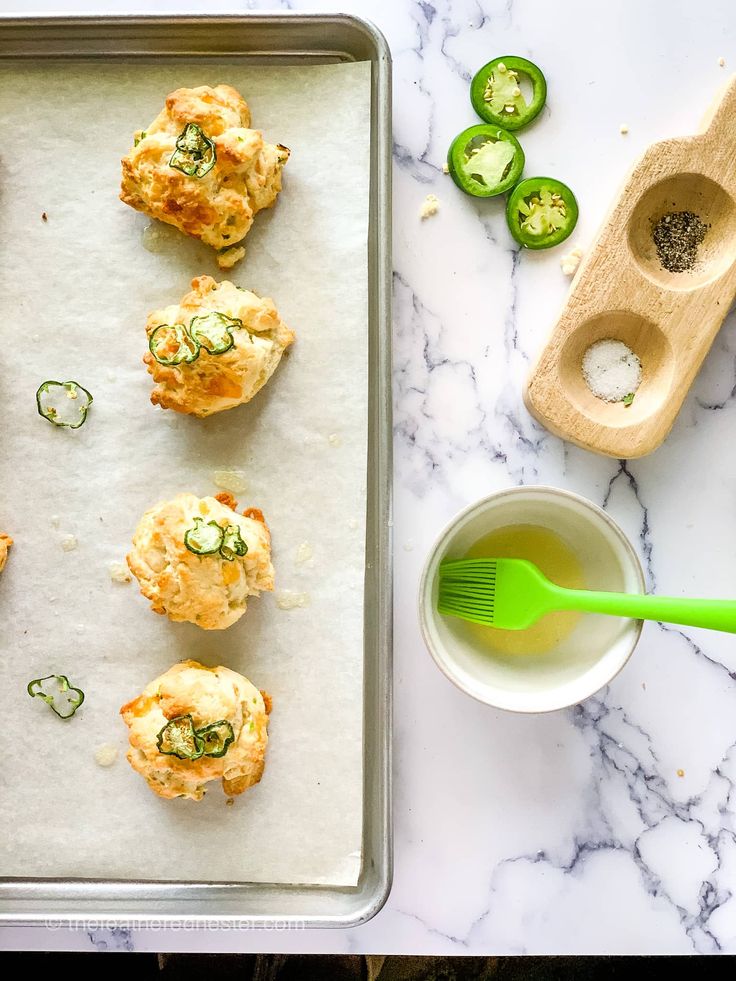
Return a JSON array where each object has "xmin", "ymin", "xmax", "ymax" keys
[{"xmin": 438, "ymin": 558, "xmax": 736, "ymax": 634}]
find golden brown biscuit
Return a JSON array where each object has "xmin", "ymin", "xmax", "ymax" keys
[
  {"xmin": 0, "ymin": 533, "xmax": 12, "ymax": 574},
  {"xmin": 145, "ymin": 276, "xmax": 294, "ymax": 417},
  {"xmin": 121, "ymin": 659, "xmax": 270, "ymax": 801},
  {"xmin": 120, "ymin": 84, "xmax": 289, "ymax": 268},
  {"xmin": 127, "ymin": 493, "xmax": 274, "ymax": 630}
]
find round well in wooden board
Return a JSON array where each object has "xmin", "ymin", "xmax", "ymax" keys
[
  {"xmin": 557, "ymin": 311, "xmax": 675, "ymax": 428},
  {"xmin": 627, "ymin": 173, "xmax": 736, "ymax": 290}
]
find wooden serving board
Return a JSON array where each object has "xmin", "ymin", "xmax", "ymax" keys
[{"xmin": 525, "ymin": 75, "xmax": 736, "ymax": 459}]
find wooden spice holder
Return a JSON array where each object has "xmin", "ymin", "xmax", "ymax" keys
[{"xmin": 524, "ymin": 75, "xmax": 736, "ymax": 459}]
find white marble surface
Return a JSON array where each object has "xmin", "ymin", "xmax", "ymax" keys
[{"xmin": 3, "ymin": 0, "xmax": 736, "ymax": 956}]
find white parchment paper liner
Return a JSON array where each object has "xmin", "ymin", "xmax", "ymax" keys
[{"xmin": 0, "ymin": 60, "xmax": 370, "ymax": 886}]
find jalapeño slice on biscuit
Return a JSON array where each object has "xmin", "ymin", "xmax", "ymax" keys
[
  {"xmin": 169, "ymin": 122, "xmax": 217, "ymax": 178},
  {"xmin": 156, "ymin": 715, "xmax": 205, "ymax": 760},
  {"xmin": 189, "ymin": 311, "xmax": 244, "ymax": 355},
  {"xmin": 220, "ymin": 524, "xmax": 248, "ymax": 562},
  {"xmin": 198, "ymin": 720, "xmax": 235, "ymax": 758},
  {"xmin": 149, "ymin": 323, "xmax": 200, "ymax": 366},
  {"xmin": 184, "ymin": 517, "xmax": 225, "ymax": 556}
]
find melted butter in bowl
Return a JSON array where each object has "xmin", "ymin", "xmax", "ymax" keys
[
  {"xmin": 462, "ymin": 525, "xmax": 584, "ymax": 656},
  {"xmin": 419, "ymin": 486, "xmax": 646, "ymax": 713}
]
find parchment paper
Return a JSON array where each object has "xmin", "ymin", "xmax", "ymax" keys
[{"xmin": 0, "ymin": 60, "xmax": 370, "ymax": 885}]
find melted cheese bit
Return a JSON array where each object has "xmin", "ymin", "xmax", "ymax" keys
[
  {"xmin": 61, "ymin": 534, "xmax": 78, "ymax": 552},
  {"xmin": 94, "ymin": 744, "xmax": 119, "ymax": 767},
  {"xmin": 213, "ymin": 469, "xmax": 249, "ymax": 493},
  {"xmin": 141, "ymin": 221, "xmax": 180, "ymax": 254},
  {"xmin": 295, "ymin": 542, "xmax": 313, "ymax": 564},
  {"xmin": 276, "ymin": 590, "xmax": 311, "ymax": 610},
  {"xmin": 109, "ymin": 562, "xmax": 132, "ymax": 584}
]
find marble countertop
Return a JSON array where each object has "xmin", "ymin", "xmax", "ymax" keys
[{"xmin": 3, "ymin": 0, "xmax": 736, "ymax": 957}]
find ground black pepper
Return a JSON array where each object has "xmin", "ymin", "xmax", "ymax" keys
[{"xmin": 652, "ymin": 210, "xmax": 708, "ymax": 273}]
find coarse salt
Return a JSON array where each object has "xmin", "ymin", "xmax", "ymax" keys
[{"xmin": 582, "ymin": 339, "xmax": 642, "ymax": 403}]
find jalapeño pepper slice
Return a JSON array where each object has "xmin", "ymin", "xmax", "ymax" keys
[
  {"xmin": 169, "ymin": 123, "xmax": 216, "ymax": 178},
  {"xmin": 471, "ymin": 56, "xmax": 547, "ymax": 131},
  {"xmin": 184, "ymin": 518, "xmax": 225, "ymax": 556},
  {"xmin": 189, "ymin": 311, "xmax": 243, "ymax": 355},
  {"xmin": 149, "ymin": 323, "xmax": 200, "ymax": 366},
  {"xmin": 220, "ymin": 524, "xmax": 248, "ymax": 562},
  {"xmin": 36, "ymin": 380, "xmax": 93, "ymax": 430},
  {"xmin": 198, "ymin": 720, "xmax": 235, "ymax": 758},
  {"xmin": 27, "ymin": 674, "xmax": 85, "ymax": 719},
  {"xmin": 447, "ymin": 125, "xmax": 524, "ymax": 198},
  {"xmin": 506, "ymin": 177, "xmax": 578, "ymax": 250},
  {"xmin": 156, "ymin": 715, "xmax": 205, "ymax": 760}
]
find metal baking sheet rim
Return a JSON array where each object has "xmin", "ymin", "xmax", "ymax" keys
[{"xmin": 0, "ymin": 12, "xmax": 393, "ymax": 929}]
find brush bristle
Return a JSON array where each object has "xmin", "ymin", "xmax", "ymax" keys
[{"xmin": 438, "ymin": 559, "xmax": 497, "ymax": 624}]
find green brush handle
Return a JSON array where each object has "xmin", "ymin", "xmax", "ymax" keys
[{"xmin": 550, "ymin": 587, "xmax": 736, "ymax": 634}]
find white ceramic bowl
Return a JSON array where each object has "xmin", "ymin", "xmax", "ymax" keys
[{"xmin": 419, "ymin": 486, "xmax": 645, "ymax": 713}]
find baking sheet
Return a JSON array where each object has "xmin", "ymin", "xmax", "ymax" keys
[{"xmin": 0, "ymin": 59, "xmax": 370, "ymax": 886}]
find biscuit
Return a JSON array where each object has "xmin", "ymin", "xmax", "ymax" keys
[
  {"xmin": 145, "ymin": 276, "xmax": 294, "ymax": 417},
  {"xmin": 120, "ymin": 84, "xmax": 289, "ymax": 268},
  {"xmin": 121, "ymin": 659, "xmax": 270, "ymax": 801},
  {"xmin": 0, "ymin": 533, "xmax": 12, "ymax": 574},
  {"xmin": 127, "ymin": 493, "xmax": 274, "ymax": 630}
]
